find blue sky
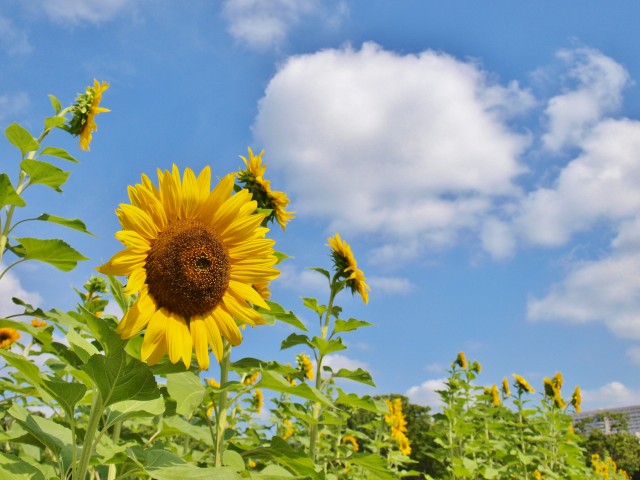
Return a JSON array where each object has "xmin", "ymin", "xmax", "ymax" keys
[{"xmin": 2, "ymin": 0, "xmax": 640, "ymax": 412}]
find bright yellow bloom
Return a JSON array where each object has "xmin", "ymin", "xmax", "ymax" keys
[
  {"xmin": 243, "ymin": 372, "xmax": 260, "ymax": 385},
  {"xmin": 342, "ymin": 435, "xmax": 360, "ymax": 451},
  {"xmin": 544, "ymin": 374, "xmax": 566, "ymax": 409},
  {"xmin": 571, "ymin": 386, "xmax": 582, "ymax": 413},
  {"xmin": 0, "ymin": 328, "xmax": 20, "ymax": 348},
  {"xmin": 248, "ymin": 459, "xmax": 257, "ymax": 469},
  {"xmin": 490, "ymin": 384, "xmax": 500, "ymax": 407},
  {"xmin": 533, "ymin": 471, "xmax": 543, "ymax": 480},
  {"xmin": 384, "ymin": 397, "xmax": 411, "ymax": 456},
  {"xmin": 502, "ymin": 377, "xmax": 511, "ymax": 396},
  {"xmin": 282, "ymin": 419, "xmax": 294, "ymax": 440},
  {"xmin": 455, "ymin": 351, "xmax": 468, "ymax": 369},
  {"xmin": 297, "ymin": 353, "xmax": 314, "ymax": 380},
  {"xmin": 31, "ymin": 318, "xmax": 47, "ymax": 328},
  {"xmin": 252, "ymin": 388, "xmax": 264, "ymax": 414},
  {"xmin": 554, "ymin": 371, "xmax": 563, "ymax": 390},
  {"xmin": 67, "ymin": 79, "xmax": 110, "ymax": 151},
  {"xmin": 97, "ymin": 165, "xmax": 279, "ymax": 370},
  {"xmin": 513, "ymin": 374, "xmax": 535, "ymax": 394},
  {"xmin": 327, "ymin": 233, "xmax": 370, "ymax": 304},
  {"xmin": 206, "ymin": 378, "xmax": 220, "ymax": 388},
  {"xmin": 237, "ymin": 148, "xmax": 295, "ymax": 230}
]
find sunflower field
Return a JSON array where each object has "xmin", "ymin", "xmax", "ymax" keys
[{"xmin": 0, "ymin": 82, "xmax": 634, "ymax": 479}]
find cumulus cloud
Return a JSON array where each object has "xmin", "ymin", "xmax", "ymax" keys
[
  {"xmin": 542, "ymin": 48, "xmax": 630, "ymax": 152},
  {"xmin": 276, "ymin": 263, "xmax": 327, "ymax": 294},
  {"xmin": 405, "ymin": 378, "xmax": 447, "ymax": 410},
  {"xmin": 368, "ymin": 276, "xmax": 415, "ymax": 295},
  {"xmin": 0, "ymin": 15, "xmax": 32, "ymax": 55},
  {"xmin": 255, "ymin": 43, "xmax": 533, "ymax": 261},
  {"xmin": 324, "ymin": 353, "xmax": 369, "ymax": 372},
  {"xmin": 0, "ymin": 269, "xmax": 42, "ymax": 318},
  {"xmin": 222, "ymin": 0, "xmax": 347, "ymax": 50},
  {"xmin": 39, "ymin": 0, "xmax": 130, "ymax": 25},
  {"xmin": 582, "ymin": 382, "xmax": 640, "ymax": 411}
]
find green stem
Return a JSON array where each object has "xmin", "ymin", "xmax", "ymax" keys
[
  {"xmin": 214, "ymin": 340, "xmax": 231, "ymax": 467},
  {"xmin": 106, "ymin": 422, "xmax": 122, "ymax": 480},
  {"xmin": 75, "ymin": 388, "xmax": 103, "ymax": 480}
]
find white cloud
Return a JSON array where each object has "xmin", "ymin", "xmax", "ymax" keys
[
  {"xmin": 0, "ymin": 268, "xmax": 42, "ymax": 318},
  {"xmin": 582, "ymin": 382, "xmax": 640, "ymax": 411},
  {"xmin": 542, "ymin": 48, "xmax": 630, "ymax": 152},
  {"xmin": 0, "ymin": 92, "xmax": 29, "ymax": 122},
  {"xmin": 223, "ymin": 0, "xmax": 347, "ymax": 50},
  {"xmin": 276, "ymin": 264, "xmax": 327, "ymax": 294},
  {"xmin": 254, "ymin": 43, "xmax": 532, "ymax": 261},
  {"xmin": 0, "ymin": 15, "xmax": 32, "ymax": 55},
  {"xmin": 368, "ymin": 276, "xmax": 415, "ymax": 295},
  {"xmin": 626, "ymin": 346, "xmax": 640, "ymax": 365},
  {"xmin": 39, "ymin": 0, "xmax": 130, "ymax": 25},
  {"xmin": 405, "ymin": 378, "xmax": 447, "ymax": 410},
  {"xmin": 324, "ymin": 353, "xmax": 369, "ymax": 372}
]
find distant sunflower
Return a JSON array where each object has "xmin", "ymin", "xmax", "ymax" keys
[
  {"xmin": 513, "ymin": 374, "xmax": 535, "ymax": 394},
  {"xmin": 97, "ymin": 165, "xmax": 279, "ymax": 370},
  {"xmin": 0, "ymin": 328, "xmax": 20, "ymax": 349},
  {"xmin": 489, "ymin": 384, "xmax": 501, "ymax": 407},
  {"xmin": 237, "ymin": 148, "xmax": 295, "ymax": 230},
  {"xmin": 502, "ymin": 377, "xmax": 511, "ymax": 396},
  {"xmin": 327, "ymin": 233, "xmax": 370, "ymax": 304},
  {"xmin": 455, "ymin": 351, "xmax": 468, "ymax": 370},
  {"xmin": 296, "ymin": 352, "xmax": 314, "ymax": 381},
  {"xmin": 67, "ymin": 79, "xmax": 110, "ymax": 151},
  {"xmin": 571, "ymin": 386, "xmax": 582, "ymax": 413},
  {"xmin": 31, "ymin": 318, "xmax": 47, "ymax": 328}
]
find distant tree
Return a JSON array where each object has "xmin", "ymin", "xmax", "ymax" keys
[{"xmin": 580, "ymin": 429, "xmax": 640, "ymax": 479}]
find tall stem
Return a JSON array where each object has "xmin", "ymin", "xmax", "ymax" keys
[
  {"xmin": 106, "ymin": 422, "xmax": 121, "ymax": 480},
  {"xmin": 214, "ymin": 340, "xmax": 231, "ymax": 467},
  {"xmin": 75, "ymin": 387, "xmax": 103, "ymax": 480}
]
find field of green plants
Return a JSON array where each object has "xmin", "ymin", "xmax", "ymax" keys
[{"xmin": 0, "ymin": 81, "xmax": 635, "ymax": 479}]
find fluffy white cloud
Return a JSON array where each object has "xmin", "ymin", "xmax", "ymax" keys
[
  {"xmin": 276, "ymin": 263, "xmax": 328, "ymax": 294},
  {"xmin": 368, "ymin": 276, "xmax": 415, "ymax": 295},
  {"xmin": 582, "ymin": 382, "xmax": 640, "ymax": 411},
  {"xmin": 405, "ymin": 378, "xmax": 446, "ymax": 410},
  {"xmin": 324, "ymin": 353, "xmax": 369, "ymax": 372},
  {"xmin": 223, "ymin": 0, "xmax": 346, "ymax": 49},
  {"xmin": 39, "ymin": 0, "xmax": 130, "ymax": 25},
  {"xmin": 0, "ymin": 15, "xmax": 32, "ymax": 55},
  {"xmin": 0, "ymin": 269, "xmax": 42, "ymax": 318},
  {"xmin": 542, "ymin": 48, "xmax": 630, "ymax": 152},
  {"xmin": 254, "ymin": 43, "xmax": 533, "ymax": 261}
]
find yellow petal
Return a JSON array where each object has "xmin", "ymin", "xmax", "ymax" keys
[
  {"xmin": 97, "ymin": 249, "xmax": 146, "ymax": 276},
  {"xmin": 227, "ymin": 280, "xmax": 269, "ymax": 309},
  {"xmin": 114, "ymin": 230, "xmax": 151, "ymax": 253},
  {"xmin": 196, "ymin": 166, "xmax": 211, "ymax": 199},
  {"xmin": 190, "ymin": 317, "xmax": 210, "ymax": 370},
  {"xmin": 117, "ymin": 288, "xmax": 156, "ymax": 338},
  {"xmin": 124, "ymin": 267, "xmax": 147, "ymax": 295},
  {"xmin": 203, "ymin": 314, "xmax": 223, "ymax": 362},
  {"xmin": 197, "ymin": 174, "xmax": 234, "ymax": 224},
  {"xmin": 117, "ymin": 204, "xmax": 159, "ymax": 240},
  {"xmin": 211, "ymin": 307, "xmax": 242, "ymax": 345},
  {"xmin": 181, "ymin": 167, "xmax": 200, "ymax": 219},
  {"xmin": 145, "ymin": 335, "xmax": 168, "ymax": 365},
  {"xmin": 166, "ymin": 313, "xmax": 192, "ymax": 368},
  {"xmin": 158, "ymin": 169, "xmax": 180, "ymax": 222},
  {"xmin": 222, "ymin": 294, "xmax": 265, "ymax": 326},
  {"xmin": 141, "ymin": 308, "xmax": 169, "ymax": 363}
]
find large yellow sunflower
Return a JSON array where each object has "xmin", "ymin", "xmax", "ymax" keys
[
  {"xmin": 237, "ymin": 148, "xmax": 295, "ymax": 230},
  {"xmin": 67, "ymin": 79, "xmax": 110, "ymax": 151},
  {"xmin": 0, "ymin": 327, "xmax": 20, "ymax": 349},
  {"xmin": 327, "ymin": 233, "xmax": 370, "ymax": 304},
  {"xmin": 97, "ymin": 165, "xmax": 279, "ymax": 370}
]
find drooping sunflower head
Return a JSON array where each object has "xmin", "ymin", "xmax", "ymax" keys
[
  {"xmin": 97, "ymin": 165, "xmax": 279, "ymax": 370},
  {"xmin": 502, "ymin": 376, "xmax": 511, "ymax": 397},
  {"xmin": 237, "ymin": 147, "xmax": 295, "ymax": 230},
  {"xmin": 571, "ymin": 386, "xmax": 582, "ymax": 413},
  {"xmin": 326, "ymin": 233, "xmax": 370, "ymax": 304},
  {"xmin": 513, "ymin": 373, "xmax": 535, "ymax": 394},
  {"xmin": 0, "ymin": 328, "xmax": 20, "ymax": 349},
  {"xmin": 454, "ymin": 351, "xmax": 468, "ymax": 370},
  {"xmin": 252, "ymin": 388, "xmax": 264, "ymax": 414},
  {"xmin": 296, "ymin": 352, "xmax": 314, "ymax": 381},
  {"xmin": 67, "ymin": 79, "xmax": 110, "ymax": 151},
  {"xmin": 489, "ymin": 384, "xmax": 501, "ymax": 407}
]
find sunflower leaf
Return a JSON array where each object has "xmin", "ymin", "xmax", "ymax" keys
[
  {"xmin": 34, "ymin": 213, "xmax": 92, "ymax": 234},
  {"xmin": 166, "ymin": 372, "xmax": 206, "ymax": 417},
  {"xmin": 20, "ymin": 159, "xmax": 70, "ymax": 191},
  {"xmin": 332, "ymin": 367, "xmax": 376, "ymax": 387},
  {"xmin": 335, "ymin": 388, "xmax": 390, "ymax": 414},
  {"xmin": 247, "ymin": 436, "xmax": 321, "ymax": 479},
  {"xmin": 256, "ymin": 371, "xmax": 332, "ymax": 406},
  {"xmin": 333, "ymin": 318, "xmax": 373, "ymax": 334},
  {"xmin": 301, "ymin": 297, "xmax": 326, "ymax": 318},
  {"xmin": 48, "ymin": 94, "xmax": 62, "ymax": 114},
  {"xmin": 43, "ymin": 378, "xmax": 87, "ymax": 418},
  {"xmin": 39, "ymin": 146, "xmax": 79, "ymax": 163},
  {"xmin": 308, "ymin": 267, "xmax": 330, "ymax": 280},
  {"xmin": 280, "ymin": 333, "xmax": 311, "ymax": 350},
  {"xmin": 5, "ymin": 123, "xmax": 39, "ymax": 156},
  {"xmin": 106, "ymin": 397, "xmax": 165, "ymax": 428},
  {"xmin": 258, "ymin": 301, "xmax": 307, "ymax": 331},
  {"xmin": 13, "ymin": 237, "xmax": 88, "ymax": 271},
  {"xmin": 44, "ymin": 116, "xmax": 67, "ymax": 130},
  {"xmin": 310, "ymin": 336, "xmax": 346, "ymax": 356},
  {"xmin": 0, "ymin": 174, "xmax": 26, "ymax": 208},
  {"xmin": 0, "ymin": 451, "xmax": 46, "ymax": 480},
  {"xmin": 348, "ymin": 454, "xmax": 397, "ymax": 480},
  {"xmin": 81, "ymin": 307, "xmax": 125, "ymax": 355}
]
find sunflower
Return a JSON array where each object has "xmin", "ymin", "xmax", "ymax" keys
[
  {"xmin": 342, "ymin": 435, "xmax": 360, "ymax": 451},
  {"xmin": 513, "ymin": 374, "xmax": 535, "ymax": 394},
  {"xmin": 296, "ymin": 352, "xmax": 314, "ymax": 380},
  {"xmin": 502, "ymin": 377, "xmax": 511, "ymax": 396},
  {"xmin": 454, "ymin": 351, "xmax": 468, "ymax": 370},
  {"xmin": 237, "ymin": 148, "xmax": 295, "ymax": 230},
  {"xmin": 97, "ymin": 165, "xmax": 279, "ymax": 370},
  {"xmin": 0, "ymin": 328, "xmax": 20, "ymax": 349},
  {"xmin": 67, "ymin": 79, "xmax": 110, "ymax": 151},
  {"xmin": 327, "ymin": 233, "xmax": 370, "ymax": 304},
  {"xmin": 31, "ymin": 318, "xmax": 47, "ymax": 328},
  {"xmin": 384, "ymin": 397, "xmax": 411, "ymax": 455},
  {"xmin": 571, "ymin": 386, "xmax": 582, "ymax": 413},
  {"xmin": 252, "ymin": 388, "xmax": 264, "ymax": 414},
  {"xmin": 489, "ymin": 384, "xmax": 501, "ymax": 407}
]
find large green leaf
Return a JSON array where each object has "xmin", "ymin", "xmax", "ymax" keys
[
  {"xmin": 5, "ymin": 123, "xmax": 39, "ymax": 156},
  {"xmin": 333, "ymin": 318, "xmax": 373, "ymax": 334},
  {"xmin": 0, "ymin": 174, "xmax": 26, "ymax": 208},
  {"xmin": 257, "ymin": 371, "xmax": 332, "ymax": 406},
  {"xmin": 331, "ymin": 367, "xmax": 375, "ymax": 387},
  {"xmin": 141, "ymin": 449, "xmax": 241, "ymax": 479},
  {"xmin": 106, "ymin": 397, "xmax": 165, "ymax": 428},
  {"xmin": 43, "ymin": 116, "xmax": 67, "ymax": 130},
  {"xmin": 348, "ymin": 453, "xmax": 397, "ymax": 480},
  {"xmin": 82, "ymin": 350, "xmax": 160, "ymax": 407},
  {"xmin": 0, "ymin": 350, "xmax": 47, "ymax": 391},
  {"xmin": 0, "ymin": 451, "xmax": 46, "ymax": 480},
  {"xmin": 335, "ymin": 389, "xmax": 389, "ymax": 414},
  {"xmin": 67, "ymin": 327, "xmax": 99, "ymax": 363},
  {"xmin": 280, "ymin": 333, "xmax": 311, "ymax": 351},
  {"xmin": 249, "ymin": 437, "xmax": 320, "ymax": 479},
  {"xmin": 257, "ymin": 301, "xmax": 307, "ymax": 331},
  {"xmin": 310, "ymin": 336, "xmax": 346, "ymax": 356},
  {"xmin": 161, "ymin": 416, "xmax": 210, "ymax": 444},
  {"xmin": 43, "ymin": 378, "xmax": 87, "ymax": 417},
  {"xmin": 166, "ymin": 371, "xmax": 205, "ymax": 417},
  {"xmin": 82, "ymin": 308, "xmax": 125, "ymax": 355},
  {"xmin": 20, "ymin": 159, "xmax": 70, "ymax": 191},
  {"xmin": 33, "ymin": 214, "xmax": 92, "ymax": 234},
  {"xmin": 39, "ymin": 146, "xmax": 78, "ymax": 163},
  {"xmin": 48, "ymin": 94, "xmax": 62, "ymax": 114},
  {"xmin": 13, "ymin": 237, "xmax": 88, "ymax": 271}
]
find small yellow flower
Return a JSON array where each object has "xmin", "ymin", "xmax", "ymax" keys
[
  {"xmin": 384, "ymin": 397, "xmax": 411, "ymax": 456},
  {"xmin": 296, "ymin": 353, "xmax": 314, "ymax": 380},
  {"xmin": 206, "ymin": 400, "xmax": 215, "ymax": 417},
  {"xmin": 0, "ymin": 328, "xmax": 20, "ymax": 349},
  {"xmin": 533, "ymin": 470, "xmax": 543, "ymax": 480},
  {"xmin": 248, "ymin": 459, "xmax": 257, "ymax": 469},
  {"xmin": 490, "ymin": 384, "xmax": 500, "ymax": 407},
  {"xmin": 455, "ymin": 351, "xmax": 468, "ymax": 369},
  {"xmin": 243, "ymin": 372, "xmax": 260, "ymax": 385},
  {"xmin": 571, "ymin": 386, "xmax": 582, "ymax": 413},
  {"xmin": 342, "ymin": 435, "xmax": 359, "ymax": 452},
  {"xmin": 502, "ymin": 377, "xmax": 511, "ymax": 396},
  {"xmin": 327, "ymin": 233, "xmax": 370, "ymax": 304},
  {"xmin": 513, "ymin": 374, "xmax": 535, "ymax": 394},
  {"xmin": 543, "ymin": 376, "xmax": 566, "ymax": 409},
  {"xmin": 282, "ymin": 418, "xmax": 294, "ymax": 440},
  {"xmin": 67, "ymin": 79, "xmax": 110, "ymax": 151},
  {"xmin": 252, "ymin": 388, "xmax": 264, "ymax": 414},
  {"xmin": 31, "ymin": 318, "xmax": 47, "ymax": 328},
  {"xmin": 206, "ymin": 378, "xmax": 220, "ymax": 388}
]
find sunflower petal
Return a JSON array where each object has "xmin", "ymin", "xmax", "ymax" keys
[
  {"xmin": 166, "ymin": 312, "xmax": 191, "ymax": 366},
  {"xmin": 203, "ymin": 314, "xmax": 223, "ymax": 362},
  {"xmin": 196, "ymin": 166, "xmax": 211, "ymax": 199},
  {"xmin": 115, "ymin": 230, "xmax": 151, "ymax": 252},
  {"xmin": 197, "ymin": 173, "xmax": 235, "ymax": 224},
  {"xmin": 124, "ymin": 267, "xmax": 147, "ymax": 295},
  {"xmin": 117, "ymin": 204, "xmax": 159, "ymax": 240},
  {"xmin": 141, "ymin": 308, "xmax": 169, "ymax": 363},
  {"xmin": 97, "ymin": 249, "xmax": 145, "ymax": 276},
  {"xmin": 182, "ymin": 168, "xmax": 200, "ymax": 219},
  {"xmin": 190, "ymin": 316, "xmax": 210, "ymax": 370},
  {"xmin": 227, "ymin": 279, "xmax": 269, "ymax": 309},
  {"xmin": 211, "ymin": 307, "xmax": 243, "ymax": 345},
  {"xmin": 117, "ymin": 288, "xmax": 156, "ymax": 338}
]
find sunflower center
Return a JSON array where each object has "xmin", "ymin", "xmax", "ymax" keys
[{"xmin": 145, "ymin": 219, "xmax": 230, "ymax": 318}]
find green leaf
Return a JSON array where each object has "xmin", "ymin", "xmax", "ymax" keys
[
  {"xmin": 82, "ymin": 350, "xmax": 160, "ymax": 407},
  {"xmin": 5, "ymin": 123, "xmax": 39, "ymax": 156},
  {"xmin": 308, "ymin": 267, "xmax": 330, "ymax": 280},
  {"xmin": 0, "ymin": 350, "xmax": 47, "ymax": 391},
  {"xmin": 43, "ymin": 378, "xmax": 87, "ymax": 417},
  {"xmin": 333, "ymin": 318, "xmax": 373, "ymax": 334},
  {"xmin": 67, "ymin": 327, "xmax": 99, "ymax": 363},
  {"xmin": 249, "ymin": 437, "xmax": 321, "ymax": 479},
  {"xmin": 166, "ymin": 371, "xmax": 206, "ymax": 417},
  {"xmin": 44, "ymin": 116, "xmax": 67, "ymax": 130},
  {"xmin": 105, "ymin": 397, "xmax": 165, "ymax": 428},
  {"xmin": 82, "ymin": 308, "xmax": 125, "ymax": 355},
  {"xmin": 335, "ymin": 389, "xmax": 389, "ymax": 414},
  {"xmin": 0, "ymin": 451, "xmax": 46, "ymax": 480},
  {"xmin": 332, "ymin": 367, "xmax": 375, "ymax": 386},
  {"xmin": 145, "ymin": 465, "xmax": 241, "ymax": 480},
  {"xmin": 0, "ymin": 174, "xmax": 26, "ymax": 208},
  {"xmin": 46, "ymin": 308, "xmax": 85, "ymax": 329},
  {"xmin": 301, "ymin": 297, "xmax": 326, "ymax": 317},
  {"xmin": 349, "ymin": 454, "xmax": 397, "ymax": 480},
  {"xmin": 280, "ymin": 333, "xmax": 311, "ymax": 351},
  {"xmin": 33, "ymin": 214, "xmax": 92, "ymax": 234},
  {"xmin": 20, "ymin": 159, "xmax": 70, "ymax": 191},
  {"xmin": 161, "ymin": 416, "xmax": 211, "ymax": 444},
  {"xmin": 39, "ymin": 146, "xmax": 78, "ymax": 163},
  {"xmin": 257, "ymin": 371, "xmax": 332, "ymax": 406},
  {"xmin": 13, "ymin": 237, "xmax": 88, "ymax": 271},
  {"xmin": 48, "ymin": 94, "xmax": 62, "ymax": 114},
  {"xmin": 107, "ymin": 275, "xmax": 134, "ymax": 314},
  {"xmin": 0, "ymin": 318, "xmax": 53, "ymax": 347},
  {"xmin": 310, "ymin": 336, "xmax": 346, "ymax": 356},
  {"xmin": 257, "ymin": 301, "xmax": 307, "ymax": 331},
  {"xmin": 251, "ymin": 465, "xmax": 295, "ymax": 478},
  {"xmin": 222, "ymin": 450, "xmax": 245, "ymax": 471}
]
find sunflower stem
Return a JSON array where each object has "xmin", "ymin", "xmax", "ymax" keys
[
  {"xmin": 75, "ymin": 387, "xmax": 103, "ymax": 480},
  {"xmin": 106, "ymin": 422, "xmax": 122, "ymax": 480},
  {"xmin": 214, "ymin": 340, "xmax": 231, "ymax": 467}
]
